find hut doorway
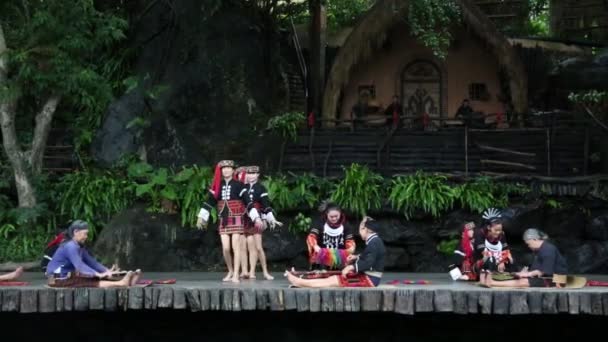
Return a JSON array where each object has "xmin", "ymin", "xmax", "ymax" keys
[{"xmin": 401, "ymin": 60, "xmax": 442, "ymax": 121}]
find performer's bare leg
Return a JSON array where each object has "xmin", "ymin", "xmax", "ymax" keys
[
  {"xmin": 231, "ymin": 234, "xmax": 241, "ymax": 283},
  {"xmin": 240, "ymin": 235, "xmax": 249, "ymax": 279},
  {"xmin": 285, "ymin": 270, "xmax": 340, "ymax": 288},
  {"xmin": 220, "ymin": 234, "xmax": 234, "ymax": 281},
  {"xmin": 0, "ymin": 267, "xmax": 23, "ymax": 281},
  {"xmin": 247, "ymin": 235, "xmax": 258, "ymax": 279},
  {"xmin": 129, "ymin": 269, "xmax": 142, "ymax": 286},
  {"xmin": 254, "ymin": 234, "xmax": 273, "ymax": 280},
  {"xmin": 99, "ymin": 271, "xmax": 133, "ymax": 288}
]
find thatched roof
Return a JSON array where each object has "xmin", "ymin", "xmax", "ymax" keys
[{"xmin": 321, "ymin": 0, "xmax": 529, "ymax": 120}]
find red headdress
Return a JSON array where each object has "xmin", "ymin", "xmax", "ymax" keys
[
  {"xmin": 461, "ymin": 222, "xmax": 475, "ymax": 259},
  {"xmin": 210, "ymin": 160, "xmax": 235, "ymax": 199}
]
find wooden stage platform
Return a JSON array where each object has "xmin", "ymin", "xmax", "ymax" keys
[{"xmin": 2, "ymin": 273, "xmax": 608, "ymax": 315}]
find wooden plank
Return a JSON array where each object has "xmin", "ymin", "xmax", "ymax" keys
[
  {"xmin": 117, "ymin": 288, "xmax": 129, "ymax": 311},
  {"xmin": 309, "ymin": 289, "xmax": 321, "ymax": 312},
  {"xmin": 382, "ymin": 289, "xmax": 395, "ymax": 312},
  {"xmin": 144, "ymin": 287, "xmax": 155, "ymax": 309},
  {"xmin": 104, "ymin": 289, "xmax": 117, "ymax": 312},
  {"xmin": 38, "ymin": 289, "xmax": 56, "ymax": 313},
  {"xmin": 477, "ymin": 144, "xmax": 536, "ymax": 157},
  {"xmin": 268, "ymin": 290, "xmax": 283, "ymax": 311},
  {"xmin": 558, "ymin": 293, "xmax": 569, "ymax": 313},
  {"xmin": 394, "ymin": 290, "xmax": 414, "ymax": 315},
  {"xmin": 528, "ymin": 291, "xmax": 543, "ymax": 314},
  {"xmin": 55, "ymin": 289, "xmax": 65, "ymax": 312},
  {"xmin": 19, "ymin": 289, "xmax": 38, "ymax": 313},
  {"xmin": 209, "ymin": 289, "xmax": 220, "ymax": 310},
  {"xmin": 344, "ymin": 290, "xmax": 360, "ymax": 312},
  {"xmin": 256, "ymin": 289, "xmax": 268, "ymax": 310},
  {"xmin": 296, "ymin": 290, "xmax": 310, "ymax": 312},
  {"xmin": 89, "ymin": 288, "xmax": 105, "ymax": 310},
  {"xmin": 452, "ymin": 291, "xmax": 468, "ymax": 314},
  {"xmin": 321, "ymin": 290, "xmax": 334, "ymax": 312},
  {"xmin": 361, "ymin": 290, "xmax": 382, "ymax": 312},
  {"xmin": 186, "ymin": 289, "xmax": 201, "ymax": 312},
  {"xmin": 74, "ymin": 288, "xmax": 89, "ymax": 311},
  {"xmin": 467, "ymin": 291, "xmax": 479, "ymax": 314},
  {"xmin": 232, "ymin": 289, "xmax": 242, "ymax": 312},
  {"xmin": 580, "ymin": 293, "xmax": 592, "ymax": 314},
  {"xmin": 64, "ymin": 288, "xmax": 74, "ymax": 311},
  {"xmin": 542, "ymin": 293, "xmax": 558, "ymax": 314},
  {"xmin": 603, "ymin": 293, "xmax": 608, "ymax": 316},
  {"xmin": 509, "ymin": 292, "xmax": 529, "ymax": 315},
  {"xmin": 334, "ymin": 289, "xmax": 345, "ymax": 312},
  {"xmin": 241, "ymin": 289, "xmax": 257, "ymax": 311},
  {"xmin": 481, "ymin": 159, "xmax": 537, "ymax": 170},
  {"xmin": 568, "ymin": 292, "xmax": 580, "ymax": 315},
  {"xmin": 200, "ymin": 289, "xmax": 211, "ymax": 311},
  {"xmin": 157, "ymin": 287, "xmax": 174, "ymax": 309},
  {"xmin": 173, "ymin": 288, "xmax": 187, "ymax": 310},
  {"xmin": 492, "ymin": 292, "xmax": 509, "ymax": 315},
  {"xmin": 415, "ymin": 290, "xmax": 434, "ymax": 312},
  {"xmin": 478, "ymin": 291, "xmax": 493, "ymax": 314},
  {"xmin": 128, "ymin": 287, "xmax": 144, "ymax": 310},
  {"xmin": 590, "ymin": 293, "xmax": 603, "ymax": 315},
  {"xmin": 221, "ymin": 289, "xmax": 233, "ymax": 311},
  {"xmin": 1, "ymin": 289, "xmax": 19, "ymax": 312},
  {"xmin": 433, "ymin": 290, "xmax": 454, "ymax": 313}
]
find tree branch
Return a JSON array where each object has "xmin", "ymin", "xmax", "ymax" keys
[
  {"xmin": 583, "ymin": 104, "xmax": 608, "ymax": 132},
  {"xmin": 0, "ymin": 22, "xmax": 23, "ymax": 164},
  {"xmin": 29, "ymin": 95, "xmax": 61, "ymax": 174}
]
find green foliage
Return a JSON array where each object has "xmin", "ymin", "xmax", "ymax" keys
[
  {"xmin": 127, "ymin": 162, "xmax": 176, "ymax": 213},
  {"xmin": 289, "ymin": 212, "xmax": 312, "ymax": 234},
  {"xmin": 569, "ymin": 90, "xmax": 608, "ymax": 106},
  {"xmin": 389, "ymin": 172, "xmax": 456, "ymax": 219},
  {"xmin": 289, "ymin": 172, "xmax": 333, "ymax": 209},
  {"xmin": 263, "ymin": 174, "xmax": 298, "ymax": 212},
  {"xmin": 172, "ymin": 165, "xmax": 215, "ymax": 227},
  {"xmin": 331, "ymin": 163, "xmax": 383, "ymax": 217},
  {"xmin": 0, "ymin": 0, "xmax": 131, "ymax": 158},
  {"xmin": 326, "ymin": 0, "xmax": 374, "ymax": 31},
  {"xmin": 267, "ymin": 111, "xmax": 305, "ymax": 142},
  {"xmin": 407, "ymin": 0, "xmax": 461, "ymax": 60},
  {"xmin": 56, "ymin": 170, "xmax": 133, "ymax": 239},
  {"xmin": 437, "ymin": 236, "xmax": 460, "ymax": 256},
  {"xmin": 545, "ymin": 198, "xmax": 562, "ymax": 209},
  {"xmin": 455, "ymin": 177, "xmax": 514, "ymax": 213}
]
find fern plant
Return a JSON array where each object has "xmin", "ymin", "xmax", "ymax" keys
[
  {"xmin": 57, "ymin": 170, "xmax": 133, "ymax": 239},
  {"xmin": 172, "ymin": 165, "xmax": 216, "ymax": 227},
  {"xmin": 263, "ymin": 174, "xmax": 298, "ymax": 212},
  {"xmin": 267, "ymin": 111, "xmax": 305, "ymax": 142},
  {"xmin": 456, "ymin": 177, "xmax": 498, "ymax": 213},
  {"xmin": 289, "ymin": 212, "xmax": 312, "ymax": 234},
  {"xmin": 331, "ymin": 163, "xmax": 383, "ymax": 217},
  {"xmin": 389, "ymin": 171, "xmax": 457, "ymax": 219}
]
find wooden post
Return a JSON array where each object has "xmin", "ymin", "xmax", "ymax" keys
[
  {"xmin": 309, "ymin": 0, "xmax": 327, "ymax": 119},
  {"xmin": 584, "ymin": 127, "xmax": 590, "ymax": 175},
  {"xmin": 465, "ymin": 127, "xmax": 469, "ymax": 176},
  {"xmin": 546, "ymin": 128, "xmax": 551, "ymax": 176}
]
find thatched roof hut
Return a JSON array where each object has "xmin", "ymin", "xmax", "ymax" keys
[{"xmin": 321, "ymin": 0, "xmax": 528, "ymax": 121}]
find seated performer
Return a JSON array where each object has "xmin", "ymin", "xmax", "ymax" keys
[
  {"xmin": 286, "ymin": 218, "xmax": 385, "ymax": 288},
  {"xmin": 46, "ymin": 220, "xmax": 140, "ymax": 288},
  {"xmin": 481, "ymin": 228, "xmax": 569, "ymax": 288},
  {"xmin": 0, "ymin": 267, "xmax": 23, "ymax": 281},
  {"xmin": 306, "ymin": 202, "xmax": 355, "ymax": 270},
  {"xmin": 242, "ymin": 165, "xmax": 281, "ymax": 280},
  {"xmin": 449, "ymin": 221, "xmax": 477, "ymax": 281},
  {"xmin": 196, "ymin": 160, "xmax": 262, "ymax": 283},
  {"xmin": 473, "ymin": 208, "xmax": 513, "ymax": 274}
]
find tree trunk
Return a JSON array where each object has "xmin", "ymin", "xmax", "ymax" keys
[{"xmin": 0, "ymin": 23, "xmax": 60, "ymax": 208}]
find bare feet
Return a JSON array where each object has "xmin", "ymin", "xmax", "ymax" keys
[
  {"xmin": 263, "ymin": 272, "xmax": 274, "ymax": 280},
  {"xmin": 223, "ymin": 272, "xmax": 234, "ymax": 282},
  {"xmin": 120, "ymin": 271, "xmax": 134, "ymax": 287},
  {"xmin": 240, "ymin": 273, "xmax": 250, "ymax": 280},
  {"xmin": 129, "ymin": 269, "xmax": 142, "ymax": 287},
  {"xmin": 284, "ymin": 270, "xmax": 300, "ymax": 287},
  {"xmin": 231, "ymin": 275, "xmax": 240, "ymax": 283},
  {"xmin": 248, "ymin": 272, "xmax": 257, "ymax": 280},
  {"xmin": 0, "ymin": 267, "xmax": 24, "ymax": 281}
]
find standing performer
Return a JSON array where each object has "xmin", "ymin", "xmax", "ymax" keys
[
  {"xmin": 306, "ymin": 202, "xmax": 355, "ymax": 270},
  {"xmin": 474, "ymin": 208, "xmax": 514, "ymax": 274},
  {"xmin": 196, "ymin": 160, "xmax": 262, "ymax": 283},
  {"xmin": 242, "ymin": 165, "xmax": 281, "ymax": 280}
]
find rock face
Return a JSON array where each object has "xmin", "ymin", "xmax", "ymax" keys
[
  {"xmin": 95, "ymin": 201, "xmax": 608, "ymax": 273},
  {"xmin": 92, "ymin": 0, "xmax": 288, "ymax": 168}
]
